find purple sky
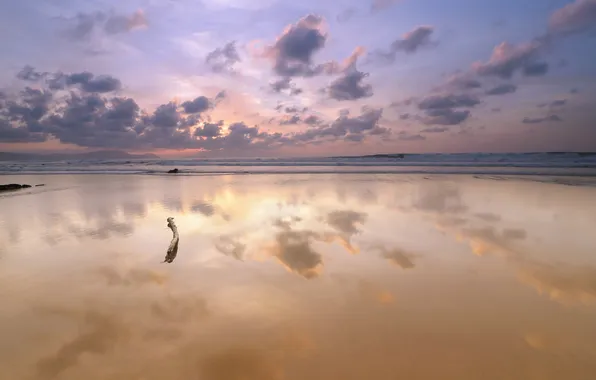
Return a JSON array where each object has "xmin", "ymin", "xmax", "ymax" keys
[{"xmin": 1, "ymin": 0, "xmax": 595, "ymax": 157}]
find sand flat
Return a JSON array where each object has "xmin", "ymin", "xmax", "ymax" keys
[{"xmin": 1, "ymin": 174, "xmax": 596, "ymax": 380}]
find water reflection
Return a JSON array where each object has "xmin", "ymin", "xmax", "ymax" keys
[{"xmin": 1, "ymin": 174, "xmax": 596, "ymax": 379}]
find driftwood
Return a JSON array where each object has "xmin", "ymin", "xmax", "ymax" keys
[{"xmin": 163, "ymin": 217, "xmax": 179, "ymax": 263}]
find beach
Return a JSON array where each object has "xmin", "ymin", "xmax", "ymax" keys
[{"xmin": 1, "ymin": 172, "xmax": 595, "ymax": 379}]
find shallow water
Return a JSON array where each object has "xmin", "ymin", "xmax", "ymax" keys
[{"xmin": 1, "ymin": 174, "xmax": 596, "ymax": 380}]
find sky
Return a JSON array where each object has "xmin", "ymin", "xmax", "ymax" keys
[{"xmin": 0, "ymin": 0, "xmax": 595, "ymax": 157}]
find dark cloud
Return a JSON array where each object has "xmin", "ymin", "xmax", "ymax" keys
[
  {"xmin": 523, "ymin": 61, "xmax": 549, "ymax": 76},
  {"xmin": 63, "ymin": 10, "xmax": 147, "ymax": 40},
  {"xmin": 104, "ymin": 10, "xmax": 147, "ymax": 34},
  {"xmin": 194, "ymin": 121, "xmax": 223, "ymax": 138},
  {"xmin": 303, "ymin": 115, "xmax": 322, "ymax": 125},
  {"xmin": 272, "ymin": 227, "xmax": 323, "ymax": 279},
  {"xmin": 398, "ymin": 132, "xmax": 425, "ymax": 141},
  {"xmin": 413, "ymin": 183, "xmax": 467, "ymax": 214},
  {"xmin": 422, "ymin": 108, "xmax": 471, "ymax": 125},
  {"xmin": 522, "ymin": 115, "xmax": 562, "ymax": 124},
  {"xmin": 269, "ymin": 77, "xmax": 302, "ymax": 95},
  {"xmin": 375, "ymin": 26, "xmax": 435, "ymax": 63},
  {"xmin": 4, "ymin": 67, "xmax": 388, "ymax": 152},
  {"xmin": 215, "ymin": 236, "xmax": 246, "ymax": 260},
  {"xmin": 549, "ymin": 0, "xmax": 596, "ymax": 36},
  {"xmin": 538, "ymin": 99, "xmax": 567, "ymax": 109},
  {"xmin": 36, "ymin": 311, "xmax": 128, "ymax": 378},
  {"xmin": 418, "ymin": 93, "xmax": 480, "ymax": 110},
  {"xmin": 290, "ymin": 108, "xmax": 384, "ymax": 144},
  {"xmin": 267, "ymin": 14, "xmax": 327, "ymax": 77},
  {"xmin": 421, "ymin": 127, "xmax": 448, "ymax": 133},
  {"xmin": 443, "ymin": 73, "xmax": 483, "ymax": 90},
  {"xmin": 399, "ymin": 113, "xmax": 410, "ymax": 120},
  {"xmin": 485, "ymin": 83, "xmax": 517, "ymax": 96},
  {"xmin": 327, "ymin": 70, "xmax": 373, "ymax": 101},
  {"xmin": 279, "ymin": 114, "xmax": 301, "ymax": 125},
  {"xmin": 473, "ymin": 40, "xmax": 546, "ymax": 79},
  {"xmin": 80, "ymin": 75, "xmax": 122, "ymax": 93},
  {"xmin": 326, "ymin": 210, "xmax": 367, "ymax": 236},
  {"xmin": 191, "ymin": 202, "xmax": 215, "ymax": 216},
  {"xmin": 371, "ymin": 0, "xmax": 401, "ymax": 12},
  {"xmin": 16, "ymin": 65, "xmax": 46, "ymax": 82},
  {"xmin": 1, "ymin": 87, "xmax": 53, "ymax": 139},
  {"xmin": 205, "ymin": 41, "xmax": 241, "ymax": 73},
  {"xmin": 26, "ymin": 69, "xmax": 121, "ymax": 93},
  {"xmin": 570, "ymin": 88, "xmax": 580, "ymax": 94},
  {"xmin": 518, "ymin": 261, "xmax": 596, "ymax": 304},
  {"xmin": 0, "ymin": 119, "xmax": 46, "ymax": 142},
  {"xmin": 382, "ymin": 248, "xmax": 416, "ymax": 269},
  {"xmin": 181, "ymin": 96, "xmax": 210, "ymax": 114}
]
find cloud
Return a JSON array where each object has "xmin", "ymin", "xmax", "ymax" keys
[
  {"xmin": 522, "ymin": 115, "xmax": 562, "ymax": 124},
  {"xmin": 16, "ymin": 65, "xmax": 46, "ymax": 82},
  {"xmin": 523, "ymin": 62, "xmax": 549, "ymax": 76},
  {"xmin": 418, "ymin": 93, "xmax": 480, "ymax": 110},
  {"xmin": 205, "ymin": 41, "xmax": 241, "ymax": 73},
  {"xmin": 442, "ymin": 73, "xmax": 483, "ymax": 91},
  {"xmin": 472, "ymin": 40, "xmax": 546, "ymax": 79},
  {"xmin": 375, "ymin": 26, "xmax": 435, "ymax": 63},
  {"xmin": 291, "ymin": 107, "xmax": 384, "ymax": 144},
  {"xmin": 381, "ymin": 248, "xmax": 416, "ymax": 269},
  {"xmin": 266, "ymin": 14, "xmax": 327, "ymax": 77},
  {"xmin": 413, "ymin": 183, "xmax": 467, "ymax": 214},
  {"xmin": 63, "ymin": 10, "xmax": 148, "ymax": 40},
  {"xmin": 337, "ymin": 8, "xmax": 357, "ymax": 23},
  {"xmin": 421, "ymin": 107, "xmax": 471, "ymax": 126},
  {"xmin": 181, "ymin": 96, "xmax": 211, "ymax": 114},
  {"xmin": 215, "ymin": 236, "xmax": 246, "ymax": 260},
  {"xmin": 538, "ymin": 99, "xmax": 567, "ymax": 111},
  {"xmin": 96, "ymin": 266, "xmax": 168, "ymax": 287},
  {"xmin": 191, "ymin": 202, "xmax": 216, "ymax": 216},
  {"xmin": 36, "ymin": 311, "xmax": 128, "ymax": 378},
  {"xmin": 415, "ymin": 92, "xmax": 477, "ymax": 126},
  {"xmin": 194, "ymin": 121, "xmax": 223, "ymax": 138},
  {"xmin": 34, "ymin": 70, "xmax": 122, "ymax": 93},
  {"xmin": 398, "ymin": 132, "xmax": 425, "ymax": 141},
  {"xmin": 104, "ymin": 10, "xmax": 148, "ymax": 34},
  {"xmin": 303, "ymin": 115, "xmax": 322, "ymax": 125},
  {"xmin": 327, "ymin": 70, "xmax": 373, "ymax": 101},
  {"xmin": 279, "ymin": 114, "xmax": 301, "ymax": 125},
  {"xmin": 421, "ymin": 126, "xmax": 448, "ymax": 133},
  {"xmin": 326, "ymin": 210, "xmax": 367, "ymax": 236},
  {"xmin": 371, "ymin": 0, "xmax": 401, "ymax": 12},
  {"xmin": 270, "ymin": 224, "xmax": 323, "ymax": 279},
  {"xmin": 548, "ymin": 0, "xmax": 596, "ymax": 36},
  {"xmin": 517, "ymin": 261, "xmax": 596, "ymax": 304},
  {"xmin": 269, "ymin": 77, "xmax": 302, "ymax": 95},
  {"xmin": 485, "ymin": 83, "xmax": 517, "ymax": 96},
  {"xmin": 2, "ymin": 67, "xmax": 388, "ymax": 152}
]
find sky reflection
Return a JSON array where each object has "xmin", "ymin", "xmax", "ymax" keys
[{"xmin": 1, "ymin": 174, "xmax": 596, "ymax": 379}]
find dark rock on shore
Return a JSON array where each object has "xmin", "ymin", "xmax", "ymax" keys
[
  {"xmin": 35, "ymin": 184, "xmax": 45, "ymax": 187},
  {"xmin": 0, "ymin": 184, "xmax": 32, "ymax": 192},
  {"xmin": 167, "ymin": 168, "xmax": 179, "ymax": 174}
]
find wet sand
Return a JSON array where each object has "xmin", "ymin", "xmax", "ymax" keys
[{"xmin": 1, "ymin": 174, "xmax": 595, "ymax": 380}]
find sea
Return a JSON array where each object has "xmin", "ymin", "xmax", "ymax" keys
[{"xmin": 1, "ymin": 152, "xmax": 596, "ymax": 177}]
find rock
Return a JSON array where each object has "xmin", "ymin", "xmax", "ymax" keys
[
  {"xmin": 35, "ymin": 184, "xmax": 45, "ymax": 187},
  {"xmin": 167, "ymin": 168, "xmax": 179, "ymax": 174},
  {"xmin": 0, "ymin": 184, "xmax": 32, "ymax": 192}
]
